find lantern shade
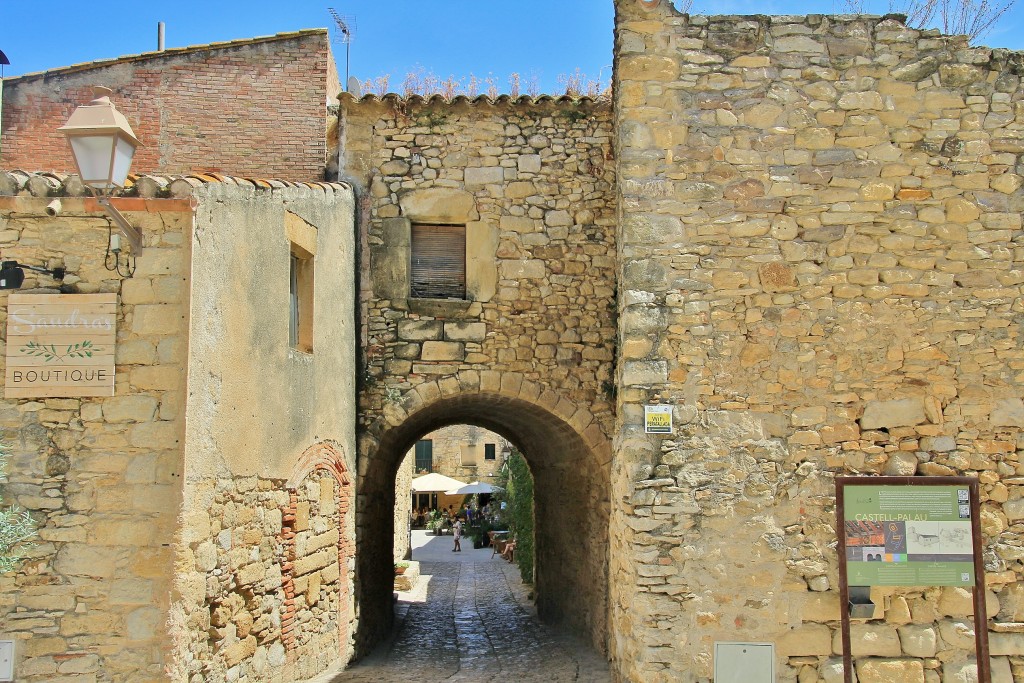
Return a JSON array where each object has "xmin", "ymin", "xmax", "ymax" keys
[{"xmin": 58, "ymin": 87, "xmax": 140, "ymax": 192}]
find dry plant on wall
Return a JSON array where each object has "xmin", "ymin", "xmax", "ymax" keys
[
  {"xmin": 842, "ymin": 0, "xmax": 1013, "ymax": 40},
  {"xmin": 360, "ymin": 67, "xmax": 592, "ymax": 99}
]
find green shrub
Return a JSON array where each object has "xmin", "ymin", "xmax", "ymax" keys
[
  {"xmin": 0, "ymin": 443, "xmax": 37, "ymax": 573},
  {"xmin": 505, "ymin": 450, "xmax": 534, "ymax": 583}
]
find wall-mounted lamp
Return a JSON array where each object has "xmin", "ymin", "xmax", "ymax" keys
[
  {"xmin": 58, "ymin": 87, "xmax": 143, "ymax": 275},
  {"xmin": 0, "ymin": 261, "xmax": 67, "ymax": 290}
]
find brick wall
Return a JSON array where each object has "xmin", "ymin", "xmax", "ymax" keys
[{"xmin": 1, "ymin": 31, "xmax": 335, "ymax": 181}]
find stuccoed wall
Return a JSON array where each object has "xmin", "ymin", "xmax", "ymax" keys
[
  {"xmin": 0, "ymin": 193, "xmax": 191, "ymax": 682},
  {"xmin": 173, "ymin": 182, "xmax": 357, "ymax": 681},
  {"xmin": 613, "ymin": 2, "xmax": 1024, "ymax": 681}
]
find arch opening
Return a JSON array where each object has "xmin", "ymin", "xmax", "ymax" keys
[{"xmin": 355, "ymin": 391, "xmax": 611, "ymax": 657}]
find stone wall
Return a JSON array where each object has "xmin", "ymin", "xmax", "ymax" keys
[
  {"xmin": 0, "ymin": 193, "xmax": 192, "ymax": 682},
  {"xmin": 613, "ymin": 2, "xmax": 1024, "ymax": 681},
  {"xmin": 340, "ymin": 95, "xmax": 619, "ymax": 652},
  {"xmin": 407, "ymin": 424, "xmax": 510, "ymax": 481},
  {"xmin": 1, "ymin": 31, "xmax": 338, "ymax": 181},
  {"xmin": 0, "ymin": 176, "xmax": 357, "ymax": 683}
]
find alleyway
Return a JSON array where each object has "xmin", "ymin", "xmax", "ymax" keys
[{"xmin": 316, "ymin": 532, "xmax": 611, "ymax": 683}]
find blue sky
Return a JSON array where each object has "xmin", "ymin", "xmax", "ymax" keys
[{"xmin": 2, "ymin": 1, "xmax": 1024, "ymax": 95}]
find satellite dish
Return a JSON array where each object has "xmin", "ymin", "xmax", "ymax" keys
[
  {"xmin": 347, "ymin": 76, "xmax": 362, "ymax": 97},
  {"xmin": 0, "ymin": 50, "xmax": 10, "ymax": 66}
]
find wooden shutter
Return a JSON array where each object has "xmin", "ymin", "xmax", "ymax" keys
[{"xmin": 411, "ymin": 224, "xmax": 466, "ymax": 299}]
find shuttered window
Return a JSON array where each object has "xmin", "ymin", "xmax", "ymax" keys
[
  {"xmin": 415, "ymin": 440, "xmax": 434, "ymax": 473},
  {"xmin": 411, "ymin": 224, "xmax": 466, "ymax": 299}
]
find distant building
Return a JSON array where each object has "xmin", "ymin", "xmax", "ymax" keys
[{"xmin": 0, "ymin": 30, "xmax": 340, "ymax": 180}]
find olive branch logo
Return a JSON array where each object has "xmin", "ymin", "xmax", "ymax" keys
[{"xmin": 19, "ymin": 340, "xmax": 102, "ymax": 364}]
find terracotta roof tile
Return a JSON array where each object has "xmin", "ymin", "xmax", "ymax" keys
[
  {"xmin": 339, "ymin": 92, "xmax": 610, "ymax": 110},
  {"xmin": 0, "ymin": 170, "xmax": 348, "ymax": 198}
]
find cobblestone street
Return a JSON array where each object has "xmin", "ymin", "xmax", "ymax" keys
[{"xmin": 314, "ymin": 533, "xmax": 611, "ymax": 683}]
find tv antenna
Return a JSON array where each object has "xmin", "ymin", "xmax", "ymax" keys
[{"xmin": 327, "ymin": 8, "xmax": 355, "ymax": 91}]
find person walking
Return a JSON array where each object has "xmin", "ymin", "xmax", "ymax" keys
[{"xmin": 452, "ymin": 517, "xmax": 463, "ymax": 552}]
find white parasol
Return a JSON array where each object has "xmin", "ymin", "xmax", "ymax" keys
[
  {"xmin": 411, "ymin": 472, "xmax": 468, "ymax": 493},
  {"xmin": 445, "ymin": 480, "xmax": 504, "ymax": 496}
]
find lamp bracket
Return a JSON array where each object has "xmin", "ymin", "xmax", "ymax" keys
[{"xmin": 98, "ymin": 197, "xmax": 143, "ymax": 253}]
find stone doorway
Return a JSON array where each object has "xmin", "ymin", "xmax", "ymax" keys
[{"xmin": 354, "ymin": 382, "xmax": 611, "ymax": 660}]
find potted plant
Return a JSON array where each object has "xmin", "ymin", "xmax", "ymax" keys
[
  {"xmin": 426, "ymin": 509, "xmax": 443, "ymax": 535},
  {"xmin": 394, "ymin": 561, "xmax": 410, "ymax": 575}
]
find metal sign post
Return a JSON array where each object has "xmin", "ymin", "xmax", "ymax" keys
[{"xmin": 836, "ymin": 476, "xmax": 989, "ymax": 683}]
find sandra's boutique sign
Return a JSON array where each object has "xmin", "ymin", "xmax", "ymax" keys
[{"xmin": 5, "ymin": 293, "xmax": 117, "ymax": 398}]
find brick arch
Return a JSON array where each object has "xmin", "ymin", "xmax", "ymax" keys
[
  {"xmin": 280, "ymin": 441, "xmax": 354, "ymax": 666},
  {"xmin": 355, "ymin": 370, "xmax": 612, "ymax": 657}
]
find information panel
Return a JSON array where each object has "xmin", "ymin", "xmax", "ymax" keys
[
  {"xmin": 644, "ymin": 405, "xmax": 672, "ymax": 434},
  {"xmin": 843, "ymin": 484, "xmax": 975, "ymax": 586}
]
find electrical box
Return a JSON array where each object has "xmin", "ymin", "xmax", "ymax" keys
[
  {"xmin": 714, "ymin": 641, "xmax": 775, "ymax": 683},
  {"xmin": 0, "ymin": 640, "xmax": 13, "ymax": 682}
]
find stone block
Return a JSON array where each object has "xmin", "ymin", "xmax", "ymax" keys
[
  {"xmin": 398, "ymin": 188, "xmax": 476, "ymax": 223},
  {"xmin": 759, "ymin": 261, "xmax": 797, "ymax": 292},
  {"xmin": 499, "ymin": 259, "xmax": 545, "ymax": 280},
  {"xmin": 397, "ymin": 320, "xmax": 443, "ymax": 341},
  {"xmin": 129, "ymin": 421, "xmax": 179, "ymax": 448},
  {"xmin": 131, "ymin": 305, "xmax": 184, "ymax": 336},
  {"xmin": 442, "ymin": 321, "xmax": 485, "ymax": 342},
  {"xmin": 856, "ymin": 659, "xmax": 924, "ymax": 683},
  {"xmin": 792, "ymin": 406, "xmax": 827, "ymax": 426},
  {"xmin": 778, "ymin": 624, "xmax": 833, "ymax": 656},
  {"xmin": 293, "ymin": 549, "xmax": 335, "ymax": 576},
  {"xmin": 130, "ymin": 365, "xmax": 182, "ymax": 391},
  {"xmin": 53, "ymin": 544, "xmax": 117, "ymax": 578},
  {"xmin": 622, "ymin": 361, "xmax": 668, "ymax": 386},
  {"xmin": 898, "ymin": 624, "xmax": 938, "ymax": 657},
  {"xmin": 506, "ymin": 182, "xmax": 536, "ymax": 199},
  {"xmin": 835, "ymin": 623, "xmax": 902, "ymax": 657},
  {"xmin": 618, "ymin": 55, "xmax": 679, "ymax": 81},
  {"xmin": 464, "ymin": 166, "xmax": 505, "ymax": 187},
  {"xmin": 517, "ymin": 155, "xmax": 542, "ymax": 173},
  {"xmin": 860, "ymin": 398, "xmax": 926, "ymax": 429},
  {"xmin": 991, "ymin": 398, "xmax": 1024, "ymax": 428},
  {"xmin": 421, "ymin": 341, "xmax": 464, "ymax": 361},
  {"xmin": 102, "ymin": 395, "xmax": 158, "ymax": 423},
  {"xmin": 989, "ymin": 631, "xmax": 1024, "ymax": 656}
]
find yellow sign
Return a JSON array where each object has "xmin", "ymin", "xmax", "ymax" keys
[
  {"xmin": 5, "ymin": 293, "xmax": 117, "ymax": 398},
  {"xmin": 644, "ymin": 405, "xmax": 673, "ymax": 434}
]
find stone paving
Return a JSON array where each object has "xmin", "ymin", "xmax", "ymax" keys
[{"xmin": 312, "ymin": 532, "xmax": 611, "ymax": 683}]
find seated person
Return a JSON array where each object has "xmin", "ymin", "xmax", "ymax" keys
[{"xmin": 501, "ymin": 539, "xmax": 517, "ymax": 562}]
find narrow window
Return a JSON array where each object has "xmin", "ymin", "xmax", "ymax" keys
[
  {"xmin": 484, "ymin": 443, "xmax": 496, "ymax": 460},
  {"xmin": 411, "ymin": 223, "xmax": 466, "ymax": 299},
  {"xmin": 461, "ymin": 443, "xmax": 479, "ymax": 467},
  {"xmin": 289, "ymin": 246, "xmax": 314, "ymax": 353},
  {"xmin": 415, "ymin": 440, "xmax": 433, "ymax": 473}
]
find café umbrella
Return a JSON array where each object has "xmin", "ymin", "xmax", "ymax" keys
[
  {"xmin": 445, "ymin": 481, "xmax": 504, "ymax": 496},
  {"xmin": 410, "ymin": 472, "xmax": 468, "ymax": 493}
]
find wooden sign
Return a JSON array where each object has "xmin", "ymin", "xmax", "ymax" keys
[{"xmin": 5, "ymin": 293, "xmax": 117, "ymax": 398}]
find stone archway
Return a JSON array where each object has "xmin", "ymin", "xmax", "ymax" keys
[{"xmin": 354, "ymin": 371, "xmax": 612, "ymax": 656}]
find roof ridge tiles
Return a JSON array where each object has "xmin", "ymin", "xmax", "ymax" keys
[{"xmin": 0, "ymin": 170, "xmax": 348, "ymax": 199}]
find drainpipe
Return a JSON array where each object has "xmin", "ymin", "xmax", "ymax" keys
[{"xmin": 0, "ymin": 50, "xmax": 9, "ymax": 161}]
